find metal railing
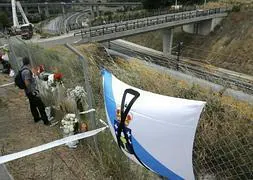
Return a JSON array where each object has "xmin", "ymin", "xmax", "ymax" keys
[{"xmin": 74, "ymin": 7, "xmax": 229, "ymax": 40}]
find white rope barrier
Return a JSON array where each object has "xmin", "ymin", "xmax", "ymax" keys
[
  {"xmin": 79, "ymin": 109, "xmax": 96, "ymax": 115},
  {"xmin": 0, "ymin": 126, "xmax": 107, "ymax": 164},
  {"xmin": 0, "ymin": 82, "xmax": 14, "ymax": 88}
]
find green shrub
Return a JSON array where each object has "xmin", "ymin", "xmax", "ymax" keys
[{"xmin": 232, "ymin": 5, "xmax": 241, "ymax": 12}]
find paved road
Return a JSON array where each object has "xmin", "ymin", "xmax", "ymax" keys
[{"xmin": 42, "ymin": 10, "xmax": 90, "ymax": 35}]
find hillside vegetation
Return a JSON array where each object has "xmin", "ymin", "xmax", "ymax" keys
[
  {"xmin": 125, "ymin": 5, "xmax": 253, "ymax": 75},
  {"xmin": 9, "ymin": 38, "xmax": 252, "ymax": 179},
  {"xmin": 56, "ymin": 43, "xmax": 253, "ymax": 179}
]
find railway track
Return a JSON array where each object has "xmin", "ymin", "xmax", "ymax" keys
[{"xmin": 109, "ymin": 40, "xmax": 253, "ymax": 94}]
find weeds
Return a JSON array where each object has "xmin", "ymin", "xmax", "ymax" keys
[
  {"xmin": 9, "ymin": 39, "xmax": 253, "ymax": 179},
  {"xmin": 78, "ymin": 44, "xmax": 252, "ymax": 179}
]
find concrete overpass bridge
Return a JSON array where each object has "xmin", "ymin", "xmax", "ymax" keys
[{"xmin": 36, "ymin": 8, "xmax": 229, "ymax": 57}]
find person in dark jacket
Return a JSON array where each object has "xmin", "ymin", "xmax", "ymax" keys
[{"xmin": 21, "ymin": 57, "xmax": 51, "ymax": 126}]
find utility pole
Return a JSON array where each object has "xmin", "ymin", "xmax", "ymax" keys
[{"xmin": 176, "ymin": 41, "xmax": 183, "ymax": 71}]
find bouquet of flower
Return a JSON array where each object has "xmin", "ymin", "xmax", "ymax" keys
[
  {"xmin": 61, "ymin": 113, "xmax": 79, "ymax": 134},
  {"xmin": 47, "ymin": 74, "xmax": 55, "ymax": 87},
  {"xmin": 47, "ymin": 73, "xmax": 63, "ymax": 87},
  {"xmin": 54, "ymin": 73, "xmax": 63, "ymax": 82},
  {"xmin": 67, "ymin": 86, "xmax": 87, "ymax": 101},
  {"xmin": 61, "ymin": 113, "xmax": 79, "ymax": 148},
  {"xmin": 37, "ymin": 65, "xmax": 45, "ymax": 74}
]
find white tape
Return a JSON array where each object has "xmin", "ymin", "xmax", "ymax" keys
[
  {"xmin": 99, "ymin": 119, "xmax": 109, "ymax": 127},
  {"xmin": 0, "ymin": 82, "xmax": 14, "ymax": 88},
  {"xmin": 0, "ymin": 126, "xmax": 107, "ymax": 164},
  {"xmin": 79, "ymin": 109, "xmax": 96, "ymax": 115}
]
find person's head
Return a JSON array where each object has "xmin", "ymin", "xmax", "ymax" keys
[{"xmin": 22, "ymin": 57, "xmax": 30, "ymax": 66}]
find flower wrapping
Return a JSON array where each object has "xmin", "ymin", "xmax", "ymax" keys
[
  {"xmin": 61, "ymin": 113, "xmax": 79, "ymax": 134},
  {"xmin": 67, "ymin": 86, "xmax": 87, "ymax": 101}
]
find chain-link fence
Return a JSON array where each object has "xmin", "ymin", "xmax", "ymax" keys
[
  {"xmin": 7, "ymin": 36, "xmax": 99, "ymax": 130},
  {"xmin": 6, "ymin": 37, "xmax": 253, "ymax": 180},
  {"xmin": 7, "ymin": 35, "xmax": 105, "ymax": 170}
]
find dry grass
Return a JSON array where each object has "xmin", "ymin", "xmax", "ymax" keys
[
  {"xmin": 77, "ymin": 44, "xmax": 253, "ymax": 179},
  {"xmin": 125, "ymin": 6, "xmax": 253, "ymax": 76},
  {"xmin": 8, "ymin": 38, "xmax": 253, "ymax": 179}
]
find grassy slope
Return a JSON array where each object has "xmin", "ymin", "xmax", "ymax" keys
[
  {"xmin": 125, "ymin": 6, "xmax": 253, "ymax": 75},
  {"xmin": 76, "ymin": 44, "xmax": 253, "ymax": 179},
  {"xmin": 183, "ymin": 9, "xmax": 253, "ymax": 75},
  {"xmin": 11, "ymin": 41, "xmax": 252, "ymax": 179}
]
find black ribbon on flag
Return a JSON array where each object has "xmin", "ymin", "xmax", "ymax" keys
[{"xmin": 116, "ymin": 88, "xmax": 149, "ymax": 170}]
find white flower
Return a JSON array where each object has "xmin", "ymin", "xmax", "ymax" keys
[
  {"xmin": 63, "ymin": 128, "xmax": 69, "ymax": 134},
  {"xmin": 47, "ymin": 74, "xmax": 55, "ymax": 87},
  {"xmin": 61, "ymin": 113, "xmax": 78, "ymax": 134},
  {"xmin": 69, "ymin": 114, "xmax": 75, "ymax": 118},
  {"xmin": 67, "ymin": 86, "xmax": 87, "ymax": 101},
  {"xmin": 69, "ymin": 126, "xmax": 74, "ymax": 132}
]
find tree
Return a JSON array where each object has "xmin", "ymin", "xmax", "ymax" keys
[
  {"xmin": 142, "ymin": 0, "xmax": 173, "ymax": 10},
  {"xmin": 179, "ymin": 0, "xmax": 203, "ymax": 5},
  {"xmin": 0, "ymin": 12, "xmax": 9, "ymax": 29},
  {"xmin": 142, "ymin": 0, "xmax": 205, "ymax": 9}
]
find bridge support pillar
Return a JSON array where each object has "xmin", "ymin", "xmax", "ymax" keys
[
  {"xmin": 163, "ymin": 28, "xmax": 174, "ymax": 57},
  {"xmin": 91, "ymin": 6, "xmax": 95, "ymax": 18},
  {"xmin": 61, "ymin": 4, "xmax": 65, "ymax": 14},
  {"xmin": 38, "ymin": 5, "xmax": 41, "ymax": 14},
  {"xmin": 95, "ymin": 6, "xmax": 99, "ymax": 17},
  {"xmin": 45, "ymin": 5, "xmax": 50, "ymax": 18},
  {"xmin": 24, "ymin": 7, "xmax": 28, "ymax": 15},
  {"xmin": 91, "ymin": 5, "xmax": 99, "ymax": 17},
  {"xmin": 123, "ymin": 5, "xmax": 128, "ymax": 11}
]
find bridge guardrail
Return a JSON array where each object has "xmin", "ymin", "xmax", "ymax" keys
[
  {"xmin": 74, "ymin": 7, "xmax": 230, "ymax": 40},
  {"xmin": 90, "ymin": 6, "xmax": 198, "ymax": 26}
]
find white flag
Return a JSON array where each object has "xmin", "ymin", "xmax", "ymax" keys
[{"xmin": 102, "ymin": 70, "xmax": 206, "ymax": 180}]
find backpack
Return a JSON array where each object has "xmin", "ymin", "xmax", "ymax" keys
[{"xmin": 14, "ymin": 68, "xmax": 30, "ymax": 89}]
